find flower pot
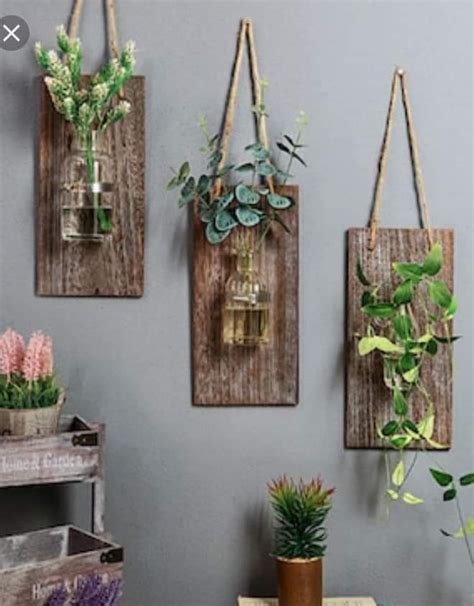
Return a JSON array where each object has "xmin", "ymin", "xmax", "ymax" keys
[
  {"xmin": 276, "ymin": 556, "xmax": 323, "ymax": 606},
  {"xmin": 0, "ymin": 391, "xmax": 65, "ymax": 437}
]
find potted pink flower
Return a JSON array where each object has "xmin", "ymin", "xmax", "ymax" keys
[{"xmin": 0, "ymin": 329, "xmax": 64, "ymax": 436}]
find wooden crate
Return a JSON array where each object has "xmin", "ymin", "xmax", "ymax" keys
[
  {"xmin": 0, "ymin": 525, "xmax": 123, "ymax": 605},
  {"xmin": 0, "ymin": 416, "xmax": 105, "ymax": 534}
]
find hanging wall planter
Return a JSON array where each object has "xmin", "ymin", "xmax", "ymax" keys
[
  {"xmin": 168, "ymin": 19, "xmax": 304, "ymax": 405},
  {"xmin": 345, "ymin": 68, "xmax": 455, "ymax": 450},
  {"xmin": 36, "ymin": 0, "xmax": 145, "ymax": 297}
]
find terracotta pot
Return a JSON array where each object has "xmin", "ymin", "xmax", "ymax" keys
[
  {"xmin": 276, "ymin": 556, "xmax": 323, "ymax": 606},
  {"xmin": 0, "ymin": 391, "xmax": 65, "ymax": 437}
]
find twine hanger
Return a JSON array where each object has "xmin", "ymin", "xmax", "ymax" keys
[
  {"xmin": 368, "ymin": 67, "xmax": 434, "ymax": 251},
  {"xmin": 213, "ymin": 18, "xmax": 274, "ymax": 198},
  {"xmin": 68, "ymin": 0, "xmax": 121, "ymax": 59}
]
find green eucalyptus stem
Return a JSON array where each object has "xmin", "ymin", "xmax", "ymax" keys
[{"xmin": 81, "ymin": 131, "xmax": 110, "ymax": 233}]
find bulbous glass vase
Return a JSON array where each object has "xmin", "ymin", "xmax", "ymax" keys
[{"xmin": 222, "ymin": 247, "xmax": 271, "ymax": 346}]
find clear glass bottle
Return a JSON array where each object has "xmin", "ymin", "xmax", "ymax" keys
[
  {"xmin": 223, "ymin": 247, "xmax": 271, "ymax": 346},
  {"xmin": 61, "ymin": 130, "xmax": 114, "ymax": 242}
]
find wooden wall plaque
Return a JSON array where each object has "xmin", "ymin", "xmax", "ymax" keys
[
  {"xmin": 345, "ymin": 227, "xmax": 454, "ymax": 449},
  {"xmin": 36, "ymin": 76, "xmax": 145, "ymax": 297},
  {"xmin": 192, "ymin": 185, "xmax": 299, "ymax": 406}
]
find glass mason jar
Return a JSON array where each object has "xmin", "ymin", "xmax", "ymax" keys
[
  {"xmin": 222, "ymin": 247, "xmax": 271, "ymax": 346},
  {"xmin": 61, "ymin": 130, "xmax": 114, "ymax": 242}
]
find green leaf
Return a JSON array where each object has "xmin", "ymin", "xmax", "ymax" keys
[
  {"xmin": 215, "ymin": 210, "xmax": 238, "ymax": 232},
  {"xmin": 417, "ymin": 408, "xmax": 434, "ymax": 439},
  {"xmin": 429, "ymin": 280, "xmax": 453, "ymax": 309},
  {"xmin": 443, "ymin": 488, "xmax": 457, "ymax": 502},
  {"xmin": 356, "ymin": 260, "xmax": 371, "ymax": 286},
  {"xmin": 361, "ymin": 291, "xmax": 374, "ymax": 306},
  {"xmin": 390, "ymin": 435, "xmax": 412, "ymax": 449},
  {"xmin": 433, "ymin": 334, "xmax": 461, "ymax": 344},
  {"xmin": 236, "ymin": 163, "xmax": 255, "ymax": 173},
  {"xmin": 358, "ymin": 336, "xmax": 402, "ymax": 356},
  {"xmin": 167, "ymin": 175, "xmax": 179, "ymax": 190},
  {"xmin": 445, "ymin": 295, "xmax": 457, "ymax": 319},
  {"xmin": 402, "ymin": 492, "xmax": 424, "ymax": 505},
  {"xmin": 386, "ymin": 489, "xmax": 399, "ymax": 501},
  {"xmin": 393, "ymin": 386, "xmax": 408, "ymax": 416},
  {"xmin": 392, "ymin": 460, "xmax": 405, "ymax": 487},
  {"xmin": 402, "ymin": 419, "xmax": 420, "ymax": 438},
  {"xmin": 429, "ymin": 468, "xmax": 453, "ymax": 487},
  {"xmin": 381, "ymin": 420, "xmax": 399, "ymax": 437},
  {"xmin": 178, "ymin": 161, "xmax": 191, "ymax": 182},
  {"xmin": 292, "ymin": 151, "xmax": 307, "ymax": 167},
  {"xmin": 459, "ymin": 473, "xmax": 474, "ymax": 486},
  {"xmin": 423, "ymin": 242, "xmax": 442, "ymax": 276},
  {"xmin": 426, "ymin": 437, "xmax": 447, "ymax": 449},
  {"xmin": 452, "ymin": 517, "xmax": 474, "ymax": 538},
  {"xmin": 197, "ymin": 202, "xmax": 215, "ymax": 223},
  {"xmin": 393, "ymin": 280, "xmax": 413, "ymax": 305},
  {"xmin": 256, "ymin": 162, "xmax": 277, "ymax": 176},
  {"xmin": 402, "ymin": 367, "xmax": 419, "ymax": 383},
  {"xmin": 361, "ymin": 303, "xmax": 396, "ymax": 318},
  {"xmin": 235, "ymin": 184, "xmax": 260, "ymax": 205},
  {"xmin": 276, "ymin": 141, "xmax": 292, "ymax": 155},
  {"xmin": 399, "ymin": 353, "xmax": 416, "ymax": 373},
  {"xmin": 425, "ymin": 339, "xmax": 438, "ymax": 356},
  {"xmin": 235, "ymin": 206, "xmax": 261, "ymax": 227},
  {"xmin": 392, "ymin": 262, "xmax": 424, "ymax": 281},
  {"xmin": 393, "ymin": 314, "xmax": 412, "ymax": 340},
  {"xmin": 267, "ymin": 193, "xmax": 292, "ymax": 210}
]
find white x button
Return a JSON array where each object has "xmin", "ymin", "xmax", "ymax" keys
[
  {"xmin": 0, "ymin": 15, "xmax": 29, "ymax": 51},
  {"xmin": 3, "ymin": 24, "xmax": 21, "ymax": 42}
]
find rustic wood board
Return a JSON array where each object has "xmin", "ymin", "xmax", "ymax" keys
[
  {"xmin": 192, "ymin": 185, "xmax": 299, "ymax": 406},
  {"xmin": 0, "ymin": 525, "xmax": 122, "ymax": 605},
  {"xmin": 345, "ymin": 227, "xmax": 454, "ymax": 449},
  {"xmin": 36, "ymin": 76, "xmax": 145, "ymax": 297}
]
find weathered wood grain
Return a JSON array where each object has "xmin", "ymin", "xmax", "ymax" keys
[
  {"xmin": 36, "ymin": 76, "xmax": 145, "ymax": 297},
  {"xmin": 345, "ymin": 227, "xmax": 454, "ymax": 449},
  {"xmin": 192, "ymin": 185, "xmax": 299, "ymax": 406},
  {"xmin": 0, "ymin": 525, "xmax": 123, "ymax": 605}
]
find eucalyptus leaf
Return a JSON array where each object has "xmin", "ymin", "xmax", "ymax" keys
[
  {"xmin": 197, "ymin": 202, "xmax": 215, "ymax": 223},
  {"xmin": 178, "ymin": 161, "xmax": 191, "ymax": 182},
  {"xmin": 235, "ymin": 206, "xmax": 261, "ymax": 227},
  {"xmin": 197, "ymin": 175, "xmax": 211, "ymax": 196},
  {"xmin": 205, "ymin": 221, "xmax": 230, "ymax": 245},
  {"xmin": 235, "ymin": 184, "xmax": 260, "ymax": 205},
  {"xmin": 256, "ymin": 162, "xmax": 277, "ymax": 176},
  {"xmin": 236, "ymin": 163, "xmax": 256, "ymax": 173},
  {"xmin": 267, "ymin": 193, "xmax": 292, "ymax": 210},
  {"xmin": 215, "ymin": 210, "xmax": 238, "ymax": 232},
  {"xmin": 215, "ymin": 192, "xmax": 234, "ymax": 212}
]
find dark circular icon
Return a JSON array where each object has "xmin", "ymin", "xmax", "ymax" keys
[{"xmin": 0, "ymin": 15, "xmax": 30, "ymax": 51}]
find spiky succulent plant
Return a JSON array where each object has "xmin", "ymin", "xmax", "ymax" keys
[{"xmin": 268, "ymin": 475, "xmax": 334, "ymax": 560}]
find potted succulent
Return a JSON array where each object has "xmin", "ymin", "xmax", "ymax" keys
[
  {"xmin": 35, "ymin": 26, "xmax": 136, "ymax": 241},
  {"xmin": 268, "ymin": 476, "xmax": 334, "ymax": 606},
  {"xmin": 0, "ymin": 329, "xmax": 64, "ymax": 436}
]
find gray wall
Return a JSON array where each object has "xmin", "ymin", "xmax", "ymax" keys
[{"xmin": 0, "ymin": 1, "xmax": 473, "ymax": 605}]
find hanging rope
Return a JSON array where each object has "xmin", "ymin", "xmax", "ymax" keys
[
  {"xmin": 68, "ymin": 0, "xmax": 120, "ymax": 59},
  {"xmin": 213, "ymin": 18, "xmax": 274, "ymax": 198},
  {"xmin": 368, "ymin": 67, "xmax": 434, "ymax": 251}
]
